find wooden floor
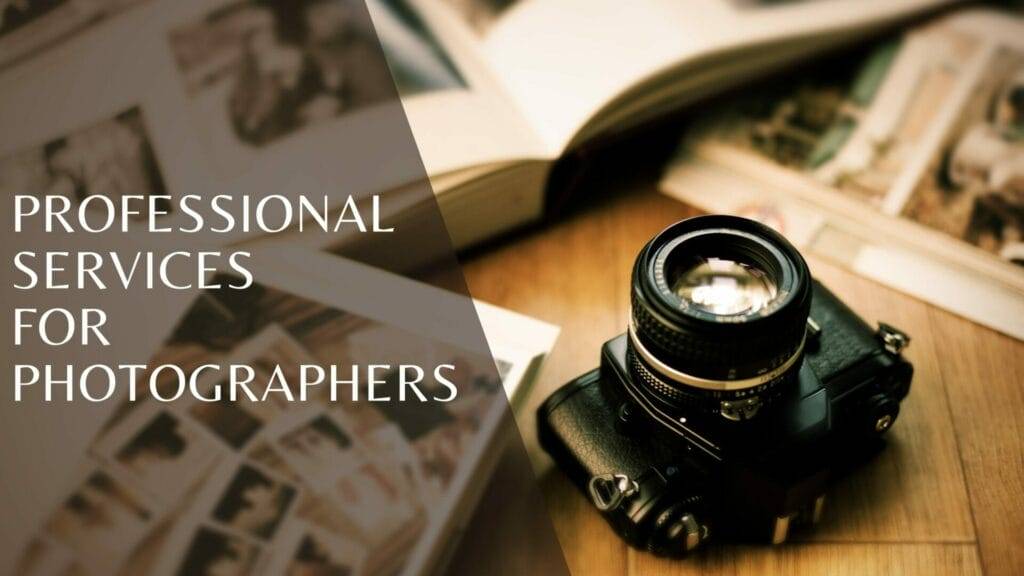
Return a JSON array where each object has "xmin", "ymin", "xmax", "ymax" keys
[{"xmin": 459, "ymin": 188, "xmax": 1024, "ymax": 576}]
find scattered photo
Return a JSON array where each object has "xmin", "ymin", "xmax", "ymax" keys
[
  {"xmin": 0, "ymin": 0, "xmax": 152, "ymax": 69},
  {"xmin": 901, "ymin": 46, "xmax": 1024, "ymax": 264},
  {"xmin": 259, "ymin": 407, "xmax": 423, "ymax": 552},
  {"xmin": 698, "ymin": 27, "xmax": 979, "ymax": 205},
  {"xmin": 362, "ymin": 421, "xmax": 427, "ymax": 503},
  {"xmin": 264, "ymin": 521, "xmax": 366, "ymax": 576},
  {"xmin": 406, "ymin": 407, "xmax": 476, "ymax": 498},
  {"xmin": 328, "ymin": 458, "xmax": 418, "ymax": 545},
  {"xmin": 0, "ymin": 106, "xmax": 171, "ymax": 220},
  {"xmin": 209, "ymin": 457, "xmax": 299, "ymax": 537},
  {"xmin": 329, "ymin": 350, "xmax": 501, "ymax": 500},
  {"xmin": 245, "ymin": 326, "xmax": 318, "ymax": 407},
  {"xmin": 265, "ymin": 408, "xmax": 363, "ymax": 490},
  {"xmin": 91, "ymin": 403, "xmax": 224, "ymax": 506},
  {"xmin": 205, "ymin": 460, "xmax": 298, "ymax": 541},
  {"xmin": 172, "ymin": 524, "xmax": 264, "ymax": 576},
  {"xmin": 44, "ymin": 466, "xmax": 159, "ymax": 574},
  {"xmin": 246, "ymin": 440, "xmax": 305, "ymax": 484},
  {"xmin": 149, "ymin": 459, "xmax": 298, "ymax": 575},
  {"xmin": 177, "ymin": 324, "xmax": 316, "ymax": 450},
  {"xmin": 691, "ymin": 22, "xmax": 1024, "ymax": 268},
  {"xmin": 188, "ymin": 394, "xmax": 270, "ymax": 451},
  {"xmin": 168, "ymin": 0, "xmax": 463, "ymax": 166}
]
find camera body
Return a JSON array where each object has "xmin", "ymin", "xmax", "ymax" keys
[{"xmin": 538, "ymin": 216, "xmax": 913, "ymax": 556}]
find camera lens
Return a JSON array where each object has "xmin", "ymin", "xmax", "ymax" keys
[{"xmin": 627, "ymin": 215, "xmax": 811, "ymax": 419}]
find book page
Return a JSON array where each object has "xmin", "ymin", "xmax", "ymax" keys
[{"xmin": 474, "ymin": 0, "xmax": 951, "ymax": 154}]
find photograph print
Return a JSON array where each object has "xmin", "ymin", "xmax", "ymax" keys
[
  {"xmin": 0, "ymin": 0, "xmax": 153, "ymax": 69},
  {"xmin": 691, "ymin": 20, "xmax": 1024, "ymax": 268},
  {"xmin": 43, "ymin": 467, "xmax": 160, "ymax": 575},
  {"xmin": 168, "ymin": 0, "xmax": 463, "ymax": 159},
  {"xmin": 172, "ymin": 524, "xmax": 264, "ymax": 576},
  {"xmin": 210, "ymin": 462, "xmax": 298, "ymax": 540},
  {"xmin": 0, "ymin": 106, "xmax": 171, "ymax": 221},
  {"xmin": 267, "ymin": 410, "xmax": 364, "ymax": 491},
  {"xmin": 901, "ymin": 45, "xmax": 1024, "ymax": 266},
  {"xmin": 91, "ymin": 403, "xmax": 224, "ymax": 507},
  {"xmin": 269, "ymin": 524, "xmax": 365, "ymax": 576}
]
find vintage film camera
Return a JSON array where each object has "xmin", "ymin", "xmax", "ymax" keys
[{"xmin": 538, "ymin": 215, "xmax": 912, "ymax": 555}]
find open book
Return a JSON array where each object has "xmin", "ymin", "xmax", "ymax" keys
[
  {"xmin": 389, "ymin": 0, "xmax": 956, "ymax": 246},
  {"xmin": 0, "ymin": 0, "xmax": 952, "ymax": 251}
]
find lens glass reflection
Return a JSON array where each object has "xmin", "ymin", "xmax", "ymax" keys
[{"xmin": 672, "ymin": 257, "xmax": 777, "ymax": 316}]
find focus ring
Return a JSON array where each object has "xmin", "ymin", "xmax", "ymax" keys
[{"xmin": 631, "ymin": 289, "xmax": 805, "ymax": 377}]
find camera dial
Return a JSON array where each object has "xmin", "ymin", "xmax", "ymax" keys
[{"xmin": 629, "ymin": 215, "xmax": 812, "ymax": 420}]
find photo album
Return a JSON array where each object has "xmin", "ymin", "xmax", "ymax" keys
[
  {"xmin": 660, "ymin": 9, "xmax": 1024, "ymax": 340},
  {"xmin": 9, "ymin": 246, "xmax": 558, "ymax": 576}
]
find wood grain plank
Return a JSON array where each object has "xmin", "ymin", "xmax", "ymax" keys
[
  {"xmin": 630, "ymin": 543, "xmax": 983, "ymax": 576},
  {"xmin": 923, "ymin": 305, "xmax": 1024, "ymax": 576}
]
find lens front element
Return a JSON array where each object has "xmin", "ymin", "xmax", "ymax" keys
[{"xmin": 672, "ymin": 257, "xmax": 777, "ymax": 316}]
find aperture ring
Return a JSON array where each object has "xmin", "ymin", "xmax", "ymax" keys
[
  {"xmin": 627, "ymin": 321, "xmax": 804, "ymax": 392},
  {"xmin": 627, "ymin": 347, "xmax": 722, "ymax": 413},
  {"xmin": 626, "ymin": 344, "xmax": 789, "ymax": 418}
]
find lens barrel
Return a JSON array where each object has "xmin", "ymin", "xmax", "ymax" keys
[{"xmin": 627, "ymin": 216, "xmax": 811, "ymax": 418}]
